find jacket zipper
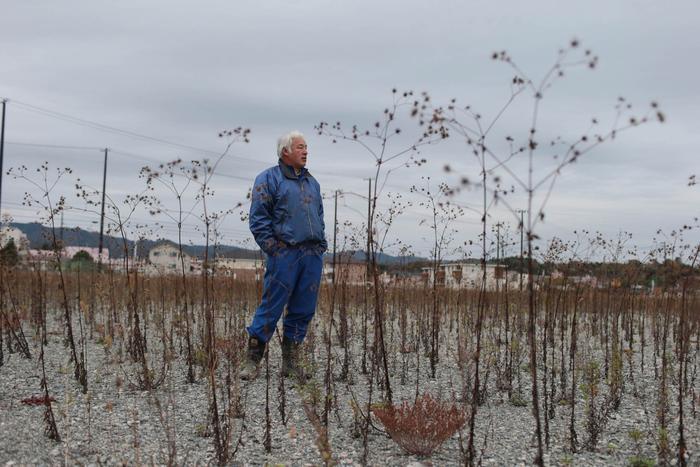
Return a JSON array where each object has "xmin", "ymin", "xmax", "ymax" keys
[{"xmin": 300, "ymin": 178, "xmax": 315, "ymax": 239}]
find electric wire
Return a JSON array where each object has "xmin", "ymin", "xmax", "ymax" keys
[{"xmin": 3, "ymin": 98, "xmax": 402, "ymax": 182}]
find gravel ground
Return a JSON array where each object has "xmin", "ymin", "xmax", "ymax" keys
[{"xmin": 1, "ymin": 314, "xmax": 698, "ymax": 466}]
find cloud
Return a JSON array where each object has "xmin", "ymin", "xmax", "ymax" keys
[{"xmin": 1, "ymin": 0, "xmax": 698, "ymax": 257}]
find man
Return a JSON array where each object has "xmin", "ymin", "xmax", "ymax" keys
[{"xmin": 241, "ymin": 131, "xmax": 327, "ymax": 380}]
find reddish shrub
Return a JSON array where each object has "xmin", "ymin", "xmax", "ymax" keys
[{"xmin": 372, "ymin": 393, "xmax": 466, "ymax": 456}]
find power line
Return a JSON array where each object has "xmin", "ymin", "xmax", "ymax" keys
[
  {"xmin": 5, "ymin": 141, "xmax": 259, "ymax": 183},
  {"xmin": 2, "ymin": 98, "xmax": 408, "ymax": 184},
  {"xmin": 5, "ymin": 141, "xmax": 103, "ymax": 151},
  {"xmin": 4, "ymin": 98, "xmax": 275, "ymax": 174},
  {"xmin": 9, "ymin": 99, "xmax": 234, "ymax": 156},
  {"xmin": 110, "ymin": 149, "xmax": 253, "ymax": 182}
]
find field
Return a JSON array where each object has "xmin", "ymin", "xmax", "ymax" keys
[{"xmin": 1, "ymin": 266, "xmax": 698, "ymax": 466}]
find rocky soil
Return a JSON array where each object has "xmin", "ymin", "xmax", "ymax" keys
[{"xmin": 1, "ymin": 315, "xmax": 697, "ymax": 466}]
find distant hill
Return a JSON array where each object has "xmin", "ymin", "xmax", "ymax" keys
[
  {"xmin": 9, "ymin": 222, "xmax": 260, "ymax": 260},
  {"xmin": 9, "ymin": 222, "xmax": 426, "ymax": 264}
]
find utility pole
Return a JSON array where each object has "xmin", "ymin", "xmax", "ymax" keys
[
  {"xmin": 365, "ymin": 178, "xmax": 372, "ymax": 284},
  {"xmin": 98, "ymin": 148, "xmax": 108, "ymax": 264},
  {"xmin": 517, "ymin": 209, "xmax": 525, "ymax": 292},
  {"xmin": 496, "ymin": 222, "xmax": 501, "ymax": 263},
  {"xmin": 0, "ymin": 99, "xmax": 7, "ymax": 222},
  {"xmin": 60, "ymin": 211, "xmax": 64, "ymax": 242},
  {"xmin": 332, "ymin": 190, "xmax": 338, "ymax": 286},
  {"xmin": 495, "ymin": 222, "xmax": 501, "ymax": 293}
]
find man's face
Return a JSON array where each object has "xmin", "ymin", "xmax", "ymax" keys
[{"xmin": 282, "ymin": 137, "xmax": 308, "ymax": 170}]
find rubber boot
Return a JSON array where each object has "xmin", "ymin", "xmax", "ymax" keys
[
  {"xmin": 282, "ymin": 336, "xmax": 309, "ymax": 380},
  {"xmin": 240, "ymin": 335, "xmax": 266, "ymax": 381}
]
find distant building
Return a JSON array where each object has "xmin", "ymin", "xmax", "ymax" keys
[
  {"xmin": 24, "ymin": 246, "xmax": 108, "ymax": 265},
  {"xmin": 422, "ymin": 262, "xmax": 521, "ymax": 290},
  {"xmin": 214, "ymin": 257, "xmax": 264, "ymax": 280},
  {"xmin": 0, "ymin": 227, "xmax": 29, "ymax": 250},
  {"xmin": 148, "ymin": 243, "xmax": 192, "ymax": 274},
  {"xmin": 384, "ymin": 271, "xmax": 425, "ymax": 287}
]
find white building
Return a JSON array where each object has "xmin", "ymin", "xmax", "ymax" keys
[
  {"xmin": 422, "ymin": 262, "xmax": 522, "ymax": 290},
  {"xmin": 148, "ymin": 243, "xmax": 192, "ymax": 274},
  {"xmin": 214, "ymin": 257, "xmax": 264, "ymax": 280}
]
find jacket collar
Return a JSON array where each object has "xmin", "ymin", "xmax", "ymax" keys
[{"xmin": 278, "ymin": 159, "xmax": 309, "ymax": 180}]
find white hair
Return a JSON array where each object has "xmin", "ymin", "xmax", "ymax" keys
[{"xmin": 277, "ymin": 131, "xmax": 305, "ymax": 158}]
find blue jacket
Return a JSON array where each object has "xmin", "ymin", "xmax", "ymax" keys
[{"xmin": 249, "ymin": 160, "xmax": 327, "ymax": 256}]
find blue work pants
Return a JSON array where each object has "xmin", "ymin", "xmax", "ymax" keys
[{"xmin": 247, "ymin": 247, "xmax": 323, "ymax": 344}]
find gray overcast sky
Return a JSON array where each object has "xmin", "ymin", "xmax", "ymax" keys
[{"xmin": 1, "ymin": 0, "xmax": 698, "ymax": 259}]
